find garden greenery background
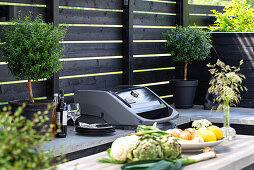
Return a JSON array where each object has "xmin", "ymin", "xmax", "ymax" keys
[{"xmin": 189, "ymin": 0, "xmax": 254, "ymax": 6}]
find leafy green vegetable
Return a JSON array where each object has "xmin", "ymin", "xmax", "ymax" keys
[
  {"xmin": 121, "ymin": 159, "xmax": 185, "ymax": 170},
  {"xmin": 121, "ymin": 160, "xmax": 160, "ymax": 170},
  {"xmin": 133, "ymin": 123, "xmax": 169, "ymax": 136}
]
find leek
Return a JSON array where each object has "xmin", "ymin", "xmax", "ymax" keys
[{"xmin": 121, "ymin": 148, "xmax": 216, "ymax": 170}]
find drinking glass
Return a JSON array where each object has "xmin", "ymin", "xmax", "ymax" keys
[{"xmin": 67, "ymin": 103, "xmax": 81, "ymax": 131}]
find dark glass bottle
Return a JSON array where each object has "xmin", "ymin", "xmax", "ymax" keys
[
  {"xmin": 55, "ymin": 90, "xmax": 67, "ymax": 138},
  {"xmin": 52, "ymin": 93, "xmax": 59, "ymax": 135}
]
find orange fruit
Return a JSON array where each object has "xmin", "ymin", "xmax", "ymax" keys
[
  {"xmin": 184, "ymin": 128, "xmax": 196, "ymax": 135},
  {"xmin": 207, "ymin": 125, "xmax": 223, "ymax": 140},
  {"xmin": 197, "ymin": 128, "xmax": 217, "ymax": 142},
  {"xmin": 179, "ymin": 131, "xmax": 192, "ymax": 140},
  {"xmin": 169, "ymin": 129, "xmax": 183, "ymax": 138}
]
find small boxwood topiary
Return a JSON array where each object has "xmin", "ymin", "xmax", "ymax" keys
[
  {"xmin": 0, "ymin": 13, "xmax": 67, "ymax": 103},
  {"xmin": 163, "ymin": 25, "xmax": 212, "ymax": 80}
]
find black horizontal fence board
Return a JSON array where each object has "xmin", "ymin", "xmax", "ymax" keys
[
  {"xmin": 0, "ymin": 6, "xmax": 46, "ymax": 21},
  {"xmin": 0, "ymin": 0, "xmax": 45, "ymax": 5},
  {"xmin": 65, "ymin": 27, "xmax": 122, "ymax": 41},
  {"xmin": 134, "ymin": 0, "xmax": 176, "ymax": 13},
  {"xmin": 59, "ymin": 59, "xmax": 122, "ymax": 77},
  {"xmin": 64, "ymin": 95, "xmax": 74, "ymax": 104},
  {"xmin": 189, "ymin": 15, "xmax": 214, "ymax": 26},
  {"xmin": 59, "ymin": 9, "xmax": 122, "ymax": 25},
  {"xmin": 134, "ymin": 28, "xmax": 169, "ymax": 40},
  {"xmin": 189, "ymin": 4, "xmax": 223, "ymax": 14},
  {"xmin": 148, "ymin": 83, "xmax": 172, "ymax": 96},
  {"xmin": 0, "ymin": 65, "xmax": 18, "ymax": 82},
  {"xmin": 59, "ymin": 0, "xmax": 122, "ymax": 10},
  {"xmin": 134, "ymin": 13, "xmax": 175, "ymax": 26},
  {"xmin": 162, "ymin": 97, "xmax": 174, "ymax": 104},
  {"xmin": 59, "ymin": 75, "xmax": 122, "ymax": 94},
  {"xmin": 63, "ymin": 43, "xmax": 122, "ymax": 58},
  {"xmin": 134, "ymin": 56, "xmax": 173, "ymax": 70},
  {"xmin": 240, "ymin": 84, "xmax": 254, "ymax": 99},
  {"xmin": 134, "ymin": 42, "xmax": 166, "ymax": 55},
  {"xmin": 239, "ymin": 99, "xmax": 254, "ymax": 108},
  {"xmin": 134, "ymin": 70, "xmax": 174, "ymax": 84},
  {"xmin": 12, "ymin": 6, "xmax": 45, "ymax": 19},
  {"xmin": 212, "ymin": 33, "xmax": 254, "ymax": 45},
  {"xmin": 0, "ymin": 81, "xmax": 46, "ymax": 102}
]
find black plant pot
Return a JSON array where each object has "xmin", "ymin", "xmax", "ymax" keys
[
  {"xmin": 9, "ymin": 100, "xmax": 54, "ymax": 131},
  {"xmin": 171, "ymin": 79, "xmax": 198, "ymax": 109}
]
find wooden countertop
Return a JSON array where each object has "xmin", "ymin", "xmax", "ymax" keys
[{"xmin": 56, "ymin": 135, "xmax": 254, "ymax": 170}]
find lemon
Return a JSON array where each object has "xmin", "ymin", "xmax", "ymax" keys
[
  {"xmin": 197, "ymin": 129, "xmax": 217, "ymax": 142},
  {"xmin": 207, "ymin": 125, "xmax": 223, "ymax": 140}
]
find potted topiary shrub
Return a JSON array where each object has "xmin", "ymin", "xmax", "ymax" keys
[
  {"xmin": 0, "ymin": 13, "xmax": 67, "ymax": 122},
  {"xmin": 208, "ymin": 0, "xmax": 254, "ymax": 107},
  {"xmin": 164, "ymin": 25, "xmax": 212, "ymax": 109}
]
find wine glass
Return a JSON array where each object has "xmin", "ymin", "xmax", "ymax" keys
[{"xmin": 67, "ymin": 103, "xmax": 81, "ymax": 131}]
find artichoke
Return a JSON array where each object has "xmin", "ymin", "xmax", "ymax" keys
[
  {"xmin": 132, "ymin": 135, "xmax": 163, "ymax": 161},
  {"xmin": 157, "ymin": 135, "xmax": 181, "ymax": 160},
  {"xmin": 131, "ymin": 135, "xmax": 181, "ymax": 161}
]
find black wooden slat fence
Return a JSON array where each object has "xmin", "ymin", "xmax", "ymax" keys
[
  {"xmin": 0, "ymin": 0, "xmax": 45, "ymax": 4},
  {"xmin": 134, "ymin": 0, "xmax": 176, "ymax": 13},
  {"xmin": 189, "ymin": 4, "xmax": 224, "ymax": 14},
  {"xmin": 64, "ymin": 27, "xmax": 122, "ymax": 41},
  {"xmin": 59, "ymin": 0, "xmax": 122, "ymax": 10},
  {"xmin": 1, "ymin": 0, "xmax": 253, "ymax": 108},
  {"xmin": 59, "ymin": 9, "xmax": 122, "ymax": 25},
  {"xmin": 0, "ymin": 0, "xmax": 179, "ymax": 104}
]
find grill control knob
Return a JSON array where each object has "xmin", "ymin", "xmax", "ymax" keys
[{"xmin": 131, "ymin": 90, "xmax": 139, "ymax": 98}]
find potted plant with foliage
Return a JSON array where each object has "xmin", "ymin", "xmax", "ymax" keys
[
  {"xmin": 0, "ymin": 13, "xmax": 67, "ymax": 121},
  {"xmin": 208, "ymin": 0, "xmax": 254, "ymax": 107},
  {"xmin": 207, "ymin": 59, "xmax": 247, "ymax": 140},
  {"xmin": 164, "ymin": 25, "xmax": 212, "ymax": 109},
  {"xmin": 0, "ymin": 106, "xmax": 66, "ymax": 168}
]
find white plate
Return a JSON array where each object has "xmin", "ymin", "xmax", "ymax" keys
[{"xmin": 180, "ymin": 138, "xmax": 224, "ymax": 151}]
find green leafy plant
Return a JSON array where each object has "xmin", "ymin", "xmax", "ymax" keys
[
  {"xmin": 0, "ymin": 105, "xmax": 66, "ymax": 169},
  {"xmin": 0, "ymin": 13, "xmax": 67, "ymax": 103},
  {"xmin": 207, "ymin": 59, "xmax": 247, "ymax": 110},
  {"xmin": 189, "ymin": 0, "xmax": 254, "ymax": 6},
  {"xmin": 210, "ymin": 0, "xmax": 254, "ymax": 32},
  {"xmin": 163, "ymin": 25, "xmax": 212, "ymax": 80}
]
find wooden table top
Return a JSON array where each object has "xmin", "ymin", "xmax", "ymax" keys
[{"xmin": 56, "ymin": 135, "xmax": 254, "ymax": 170}]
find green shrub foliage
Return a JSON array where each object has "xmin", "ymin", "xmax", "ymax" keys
[
  {"xmin": 0, "ymin": 105, "xmax": 66, "ymax": 169},
  {"xmin": 163, "ymin": 26, "xmax": 212, "ymax": 79},
  {"xmin": 210, "ymin": 0, "xmax": 254, "ymax": 32},
  {"xmin": 0, "ymin": 13, "xmax": 67, "ymax": 80},
  {"xmin": 164, "ymin": 25, "xmax": 212, "ymax": 64}
]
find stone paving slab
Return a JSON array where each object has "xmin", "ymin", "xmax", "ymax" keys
[{"xmin": 175, "ymin": 105, "xmax": 254, "ymax": 125}]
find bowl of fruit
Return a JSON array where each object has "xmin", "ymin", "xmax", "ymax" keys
[{"xmin": 166, "ymin": 119, "xmax": 224, "ymax": 151}]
